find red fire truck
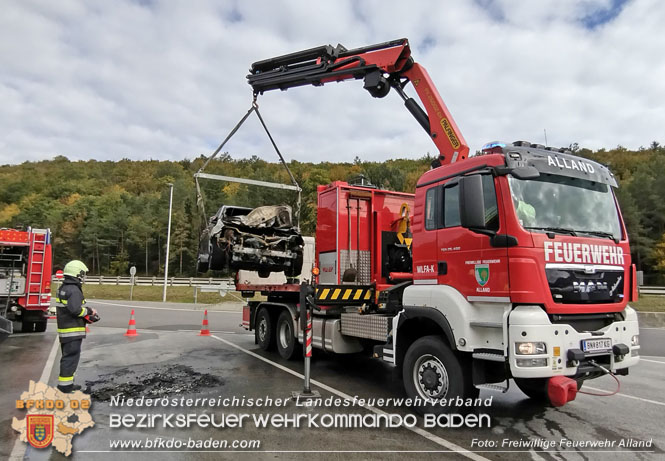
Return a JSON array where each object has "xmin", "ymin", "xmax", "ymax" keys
[
  {"xmin": 0, "ymin": 228, "xmax": 53, "ymax": 337},
  {"xmin": 239, "ymin": 39, "xmax": 640, "ymax": 410}
]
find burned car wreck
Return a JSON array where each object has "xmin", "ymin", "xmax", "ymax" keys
[{"xmin": 197, "ymin": 204, "xmax": 304, "ymax": 277}]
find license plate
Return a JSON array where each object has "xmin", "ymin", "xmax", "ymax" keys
[{"xmin": 581, "ymin": 338, "xmax": 612, "ymax": 353}]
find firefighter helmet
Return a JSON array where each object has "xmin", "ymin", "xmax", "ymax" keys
[{"xmin": 63, "ymin": 260, "xmax": 89, "ymax": 281}]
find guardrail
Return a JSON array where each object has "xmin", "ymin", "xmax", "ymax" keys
[
  {"xmin": 640, "ymin": 286, "xmax": 665, "ymax": 295},
  {"xmin": 52, "ymin": 276, "xmax": 233, "ymax": 287},
  {"xmin": 48, "ymin": 277, "xmax": 665, "ymax": 295}
]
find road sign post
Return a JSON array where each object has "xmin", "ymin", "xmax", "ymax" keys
[{"xmin": 129, "ymin": 266, "xmax": 136, "ymax": 301}]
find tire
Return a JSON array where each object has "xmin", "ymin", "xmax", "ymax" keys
[
  {"xmin": 402, "ymin": 335, "xmax": 476, "ymax": 415},
  {"xmin": 209, "ymin": 243, "xmax": 227, "ymax": 271},
  {"xmin": 197, "ymin": 257, "xmax": 209, "ymax": 273},
  {"xmin": 21, "ymin": 320, "xmax": 35, "ymax": 333},
  {"xmin": 285, "ymin": 251, "xmax": 304, "ymax": 278},
  {"xmin": 514, "ymin": 378, "xmax": 549, "ymax": 401},
  {"xmin": 276, "ymin": 310, "xmax": 298, "ymax": 360},
  {"xmin": 34, "ymin": 321, "xmax": 47, "ymax": 333},
  {"xmin": 255, "ymin": 308, "xmax": 275, "ymax": 351}
]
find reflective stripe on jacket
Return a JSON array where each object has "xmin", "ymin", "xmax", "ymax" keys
[{"xmin": 56, "ymin": 277, "xmax": 91, "ymax": 342}]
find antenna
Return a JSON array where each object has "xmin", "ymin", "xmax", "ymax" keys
[{"xmin": 544, "ymin": 129, "xmax": 548, "ymax": 146}]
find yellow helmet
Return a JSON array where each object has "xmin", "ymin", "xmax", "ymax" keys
[{"xmin": 63, "ymin": 260, "xmax": 89, "ymax": 280}]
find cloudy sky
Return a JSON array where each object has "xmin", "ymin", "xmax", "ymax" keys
[{"xmin": 1, "ymin": 0, "xmax": 663, "ymax": 165}]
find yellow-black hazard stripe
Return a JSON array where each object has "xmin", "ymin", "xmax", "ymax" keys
[{"xmin": 315, "ymin": 286, "xmax": 372, "ymax": 303}]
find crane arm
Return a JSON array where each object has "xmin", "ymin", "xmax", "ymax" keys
[{"xmin": 247, "ymin": 38, "xmax": 469, "ymax": 166}]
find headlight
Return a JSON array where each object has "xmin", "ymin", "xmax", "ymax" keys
[
  {"xmin": 631, "ymin": 335, "xmax": 639, "ymax": 347},
  {"xmin": 515, "ymin": 342, "xmax": 547, "ymax": 355}
]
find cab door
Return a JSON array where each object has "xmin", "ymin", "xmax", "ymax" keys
[
  {"xmin": 476, "ymin": 174, "xmax": 510, "ymax": 300},
  {"xmin": 436, "ymin": 179, "xmax": 488, "ymax": 297}
]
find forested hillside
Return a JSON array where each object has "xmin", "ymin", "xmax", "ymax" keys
[
  {"xmin": 1, "ymin": 143, "xmax": 664, "ymax": 281},
  {"xmin": 0, "ymin": 153, "xmax": 431, "ymax": 276}
]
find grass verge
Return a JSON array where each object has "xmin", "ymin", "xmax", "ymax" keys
[
  {"xmin": 630, "ymin": 295, "xmax": 665, "ymax": 312},
  {"xmin": 52, "ymin": 284, "xmax": 245, "ymax": 304}
]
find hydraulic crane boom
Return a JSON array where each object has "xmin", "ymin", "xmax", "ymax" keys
[{"xmin": 247, "ymin": 38, "xmax": 469, "ymax": 166}]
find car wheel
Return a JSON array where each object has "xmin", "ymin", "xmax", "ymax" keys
[
  {"xmin": 210, "ymin": 243, "xmax": 227, "ymax": 270},
  {"xmin": 403, "ymin": 335, "xmax": 476, "ymax": 414},
  {"xmin": 285, "ymin": 252, "xmax": 304, "ymax": 278},
  {"xmin": 256, "ymin": 308, "xmax": 274, "ymax": 351},
  {"xmin": 276, "ymin": 310, "xmax": 298, "ymax": 360},
  {"xmin": 197, "ymin": 257, "xmax": 209, "ymax": 273}
]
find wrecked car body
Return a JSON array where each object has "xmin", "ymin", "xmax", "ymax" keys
[{"xmin": 197, "ymin": 204, "xmax": 304, "ymax": 277}]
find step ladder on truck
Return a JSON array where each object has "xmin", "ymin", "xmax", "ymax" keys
[
  {"xmin": 0, "ymin": 228, "xmax": 53, "ymax": 338},
  {"xmin": 235, "ymin": 38, "xmax": 640, "ymax": 412}
]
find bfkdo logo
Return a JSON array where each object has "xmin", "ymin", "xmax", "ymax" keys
[
  {"xmin": 12, "ymin": 381, "xmax": 95, "ymax": 456},
  {"xmin": 27, "ymin": 415, "xmax": 54, "ymax": 448},
  {"xmin": 475, "ymin": 264, "xmax": 490, "ymax": 286}
]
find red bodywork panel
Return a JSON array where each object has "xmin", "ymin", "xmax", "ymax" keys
[
  {"xmin": 316, "ymin": 181, "xmax": 414, "ymax": 292},
  {"xmin": 0, "ymin": 228, "xmax": 52, "ymax": 311}
]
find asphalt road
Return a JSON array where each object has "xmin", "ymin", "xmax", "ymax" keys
[{"xmin": 2, "ymin": 298, "xmax": 664, "ymax": 460}]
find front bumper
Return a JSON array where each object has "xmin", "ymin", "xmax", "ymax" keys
[{"xmin": 509, "ymin": 305, "xmax": 640, "ymax": 379}]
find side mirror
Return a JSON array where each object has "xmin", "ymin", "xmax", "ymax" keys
[
  {"xmin": 459, "ymin": 175, "xmax": 486, "ymax": 229},
  {"xmin": 510, "ymin": 166, "xmax": 540, "ymax": 180}
]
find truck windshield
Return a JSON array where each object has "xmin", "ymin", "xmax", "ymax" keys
[{"xmin": 508, "ymin": 174, "xmax": 622, "ymax": 240}]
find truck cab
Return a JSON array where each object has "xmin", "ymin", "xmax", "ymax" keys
[{"xmin": 404, "ymin": 140, "xmax": 639, "ymax": 401}]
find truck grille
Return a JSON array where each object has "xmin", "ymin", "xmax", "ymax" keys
[{"xmin": 546, "ymin": 267, "xmax": 624, "ymax": 304}]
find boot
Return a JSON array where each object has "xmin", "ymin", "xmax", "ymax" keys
[{"xmin": 57, "ymin": 384, "xmax": 82, "ymax": 394}]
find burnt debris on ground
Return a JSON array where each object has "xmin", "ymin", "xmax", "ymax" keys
[{"xmin": 86, "ymin": 365, "xmax": 224, "ymax": 401}]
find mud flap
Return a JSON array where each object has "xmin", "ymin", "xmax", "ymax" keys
[{"xmin": 0, "ymin": 316, "xmax": 13, "ymax": 339}]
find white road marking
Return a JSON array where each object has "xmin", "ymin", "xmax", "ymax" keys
[
  {"xmin": 92, "ymin": 300, "xmax": 241, "ymax": 314},
  {"xmin": 177, "ymin": 329, "xmax": 253, "ymax": 336},
  {"xmin": 583, "ymin": 386, "xmax": 665, "ymax": 407},
  {"xmin": 639, "ymin": 358, "xmax": 665, "ymax": 365},
  {"xmin": 209, "ymin": 334, "xmax": 489, "ymax": 461},
  {"xmin": 9, "ymin": 335, "xmax": 60, "ymax": 461}
]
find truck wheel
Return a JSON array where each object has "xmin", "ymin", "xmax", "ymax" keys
[
  {"xmin": 403, "ymin": 335, "xmax": 476, "ymax": 414},
  {"xmin": 21, "ymin": 320, "xmax": 35, "ymax": 333},
  {"xmin": 256, "ymin": 308, "xmax": 275, "ymax": 351},
  {"xmin": 34, "ymin": 321, "xmax": 47, "ymax": 333},
  {"xmin": 276, "ymin": 310, "xmax": 298, "ymax": 360},
  {"xmin": 514, "ymin": 378, "xmax": 549, "ymax": 401}
]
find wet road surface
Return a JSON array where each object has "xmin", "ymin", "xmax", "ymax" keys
[{"xmin": 3, "ymin": 298, "xmax": 664, "ymax": 460}]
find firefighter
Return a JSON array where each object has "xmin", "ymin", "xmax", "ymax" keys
[{"xmin": 55, "ymin": 260, "xmax": 97, "ymax": 393}]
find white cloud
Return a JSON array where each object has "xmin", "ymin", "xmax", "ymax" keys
[{"xmin": 0, "ymin": 0, "xmax": 663, "ymax": 165}]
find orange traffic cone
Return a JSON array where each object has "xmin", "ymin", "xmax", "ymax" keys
[
  {"xmin": 124, "ymin": 309, "xmax": 138, "ymax": 337},
  {"xmin": 198, "ymin": 309, "xmax": 211, "ymax": 336}
]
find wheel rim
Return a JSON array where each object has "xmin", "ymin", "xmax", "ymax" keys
[
  {"xmin": 258, "ymin": 317, "xmax": 267, "ymax": 343},
  {"xmin": 413, "ymin": 354, "xmax": 449, "ymax": 399},
  {"xmin": 278, "ymin": 320, "xmax": 291, "ymax": 350}
]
